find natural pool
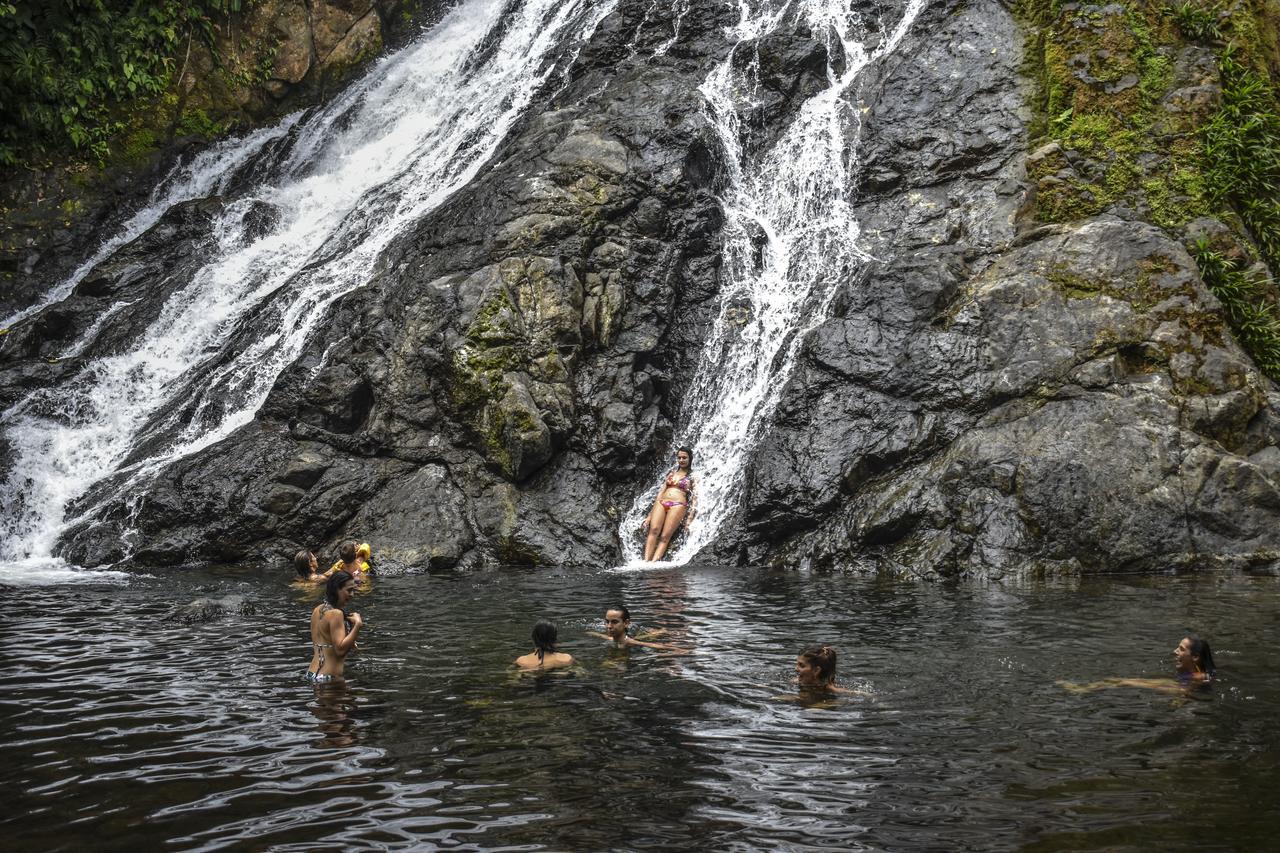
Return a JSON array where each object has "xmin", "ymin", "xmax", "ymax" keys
[{"xmin": 5, "ymin": 565, "xmax": 1278, "ymax": 851}]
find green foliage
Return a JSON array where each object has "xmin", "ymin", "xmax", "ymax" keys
[
  {"xmin": 0, "ymin": 1, "xmax": 248, "ymax": 165},
  {"xmin": 1190, "ymin": 237, "xmax": 1280, "ymax": 378},
  {"xmin": 1169, "ymin": 1, "xmax": 1224, "ymax": 42},
  {"xmin": 1203, "ymin": 44, "xmax": 1280, "ymax": 270}
]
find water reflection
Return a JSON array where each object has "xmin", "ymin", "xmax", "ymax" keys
[{"xmin": 309, "ymin": 680, "xmax": 361, "ymax": 749}]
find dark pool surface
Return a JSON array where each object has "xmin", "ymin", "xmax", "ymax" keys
[{"xmin": 4, "ymin": 565, "xmax": 1279, "ymax": 851}]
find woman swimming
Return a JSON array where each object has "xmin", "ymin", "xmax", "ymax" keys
[
  {"xmin": 515, "ymin": 621, "xmax": 575, "ymax": 670},
  {"xmin": 641, "ymin": 446, "xmax": 697, "ymax": 562},
  {"xmin": 587, "ymin": 605, "xmax": 690, "ymax": 653},
  {"xmin": 794, "ymin": 645, "xmax": 861, "ymax": 695},
  {"xmin": 307, "ymin": 571, "xmax": 364, "ymax": 683},
  {"xmin": 1058, "ymin": 634, "xmax": 1216, "ymax": 694}
]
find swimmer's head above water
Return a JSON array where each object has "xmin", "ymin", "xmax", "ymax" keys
[
  {"xmin": 1174, "ymin": 635, "xmax": 1215, "ymax": 679},
  {"xmin": 532, "ymin": 621, "xmax": 559, "ymax": 663},
  {"xmin": 603, "ymin": 605, "xmax": 631, "ymax": 641},
  {"xmin": 796, "ymin": 645, "xmax": 838, "ymax": 687},
  {"xmin": 338, "ymin": 540, "xmax": 358, "ymax": 564}
]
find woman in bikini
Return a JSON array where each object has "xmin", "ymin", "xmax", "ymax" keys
[
  {"xmin": 307, "ymin": 570, "xmax": 364, "ymax": 683},
  {"xmin": 641, "ymin": 446, "xmax": 696, "ymax": 562}
]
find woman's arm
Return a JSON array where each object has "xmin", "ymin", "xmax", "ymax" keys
[
  {"xmin": 624, "ymin": 636, "xmax": 692, "ymax": 654},
  {"xmin": 685, "ymin": 477, "xmax": 697, "ymax": 526},
  {"xmin": 329, "ymin": 610, "xmax": 363, "ymax": 656}
]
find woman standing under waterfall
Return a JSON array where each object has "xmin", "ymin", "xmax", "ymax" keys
[{"xmin": 641, "ymin": 447, "xmax": 697, "ymax": 562}]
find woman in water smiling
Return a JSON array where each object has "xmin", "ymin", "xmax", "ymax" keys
[
  {"xmin": 307, "ymin": 571, "xmax": 363, "ymax": 683},
  {"xmin": 640, "ymin": 446, "xmax": 697, "ymax": 562},
  {"xmin": 1059, "ymin": 634, "xmax": 1216, "ymax": 694}
]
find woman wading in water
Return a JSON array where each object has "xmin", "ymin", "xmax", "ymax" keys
[
  {"xmin": 307, "ymin": 571, "xmax": 363, "ymax": 683},
  {"xmin": 515, "ymin": 621, "xmax": 574, "ymax": 670},
  {"xmin": 641, "ymin": 446, "xmax": 697, "ymax": 562}
]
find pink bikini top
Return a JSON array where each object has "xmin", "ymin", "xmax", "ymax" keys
[{"xmin": 665, "ymin": 472, "xmax": 692, "ymax": 493}]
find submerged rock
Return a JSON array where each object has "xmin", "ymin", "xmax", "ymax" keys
[{"xmin": 168, "ymin": 595, "xmax": 257, "ymax": 624}]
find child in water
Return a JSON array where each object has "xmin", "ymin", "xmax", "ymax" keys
[
  {"xmin": 515, "ymin": 621, "xmax": 574, "ymax": 670},
  {"xmin": 325, "ymin": 540, "xmax": 369, "ymax": 580}
]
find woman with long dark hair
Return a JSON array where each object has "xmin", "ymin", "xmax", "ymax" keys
[
  {"xmin": 1058, "ymin": 633, "xmax": 1217, "ymax": 694},
  {"xmin": 515, "ymin": 621, "xmax": 574, "ymax": 670},
  {"xmin": 640, "ymin": 446, "xmax": 697, "ymax": 561},
  {"xmin": 306, "ymin": 570, "xmax": 363, "ymax": 683}
]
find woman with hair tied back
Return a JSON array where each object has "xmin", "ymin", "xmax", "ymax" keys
[
  {"xmin": 515, "ymin": 621, "xmax": 574, "ymax": 670},
  {"xmin": 1059, "ymin": 633, "xmax": 1217, "ymax": 694},
  {"xmin": 640, "ymin": 445, "xmax": 697, "ymax": 562},
  {"xmin": 792, "ymin": 645, "xmax": 864, "ymax": 696}
]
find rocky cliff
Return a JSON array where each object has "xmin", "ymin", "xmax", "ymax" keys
[{"xmin": 4, "ymin": 0, "xmax": 1280, "ymax": 577}]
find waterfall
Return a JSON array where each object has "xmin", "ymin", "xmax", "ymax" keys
[
  {"xmin": 0, "ymin": 0, "xmax": 617, "ymax": 582},
  {"xmin": 621, "ymin": 0, "xmax": 927, "ymax": 566}
]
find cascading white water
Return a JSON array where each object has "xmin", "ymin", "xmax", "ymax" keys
[
  {"xmin": 0, "ymin": 0, "xmax": 617, "ymax": 584},
  {"xmin": 621, "ymin": 0, "xmax": 927, "ymax": 567}
]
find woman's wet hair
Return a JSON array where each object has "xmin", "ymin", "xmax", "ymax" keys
[
  {"xmin": 1187, "ymin": 634, "xmax": 1216, "ymax": 674},
  {"xmin": 339, "ymin": 540, "xmax": 358, "ymax": 563},
  {"xmin": 799, "ymin": 645, "xmax": 838, "ymax": 684},
  {"xmin": 676, "ymin": 445, "xmax": 694, "ymax": 471},
  {"xmin": 293, "ymin": 550, "xmax": 314, "ymax": 578},
  {"xmin": 532, "ymin": 621, "xmax": 558, "ymax": 662},
  {"xmin": 607, "ymin": 605, "xmax": 631, "ymax": 622},
  {"xmin": 325, "ymin": 570, "xmax": 354, "ymax": 606}
]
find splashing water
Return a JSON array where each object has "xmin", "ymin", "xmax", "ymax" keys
[
  {"xmin": 0, "ymin": 0, "xmax": 617, "ymax": 578},
  {"xmin": 621, "ymin": 0, "xmax": 928, "ymax": 567}
]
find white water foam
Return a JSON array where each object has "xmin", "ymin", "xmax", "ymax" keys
[
  {"xmin": 621, "ymin": 0, "xmax": 928, "ymax": 567},
  {"xmin": 0, "ymin": 0, "xmax": 618, "ymax": 582}
]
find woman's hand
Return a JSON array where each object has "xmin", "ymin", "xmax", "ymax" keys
[
  {"xmin": 640, "ymin": 519, "xmax": 651, "ymax": 534},
  {"xmin": 348, "ymin": 612, "xmax": 364, "ymax": 630}
]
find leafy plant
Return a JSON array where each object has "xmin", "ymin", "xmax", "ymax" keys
[
  {"xmin": 0, "ymin": 1, "xmax": 249, "ymax": 165},
  {"xmin": 1203, "ymin": 44, "xmax": 1280, "ymax": 271},
  {"xmin": 1170, "ymin": 1, "xmax": 1224, "ymax": 42},
  {"xmin": 1190, "ymin": 238, "xmax": 1280, "ymax": 379}
]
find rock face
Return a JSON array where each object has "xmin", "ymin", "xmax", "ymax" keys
[{"xmin": 5, "ymin": 0, "xmax": 1280, "ymax": 577}]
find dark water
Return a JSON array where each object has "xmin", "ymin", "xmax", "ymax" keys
[{"xmin": 4, "ymin": 566, "xmax": 1279, "ymax": 851}]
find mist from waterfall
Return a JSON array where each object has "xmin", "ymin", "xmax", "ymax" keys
[
  {"xmin": 0, "ymin": 0, "xmax": 616, "ymax": 583},
  {"xmin": 620, "ymin": 0, "xmax": 927, "ymax": 567}
]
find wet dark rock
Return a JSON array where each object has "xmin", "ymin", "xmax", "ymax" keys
[{"xmin": 13, "ymin": 0, "xmax": 1280, "ymax": 578}]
